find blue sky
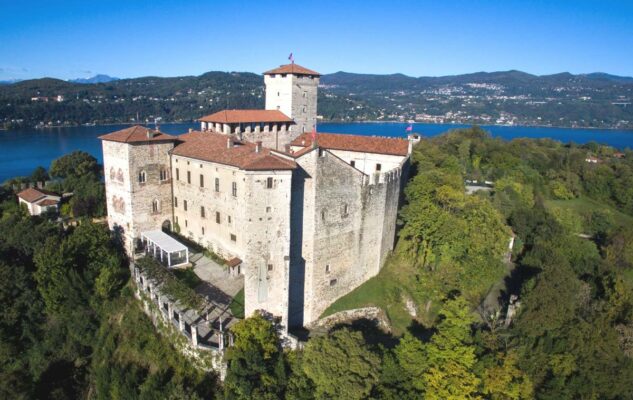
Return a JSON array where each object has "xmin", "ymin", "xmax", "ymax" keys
[{"xmin": 1, "ymin": 0, "xmax": 632, "ymax": 80}]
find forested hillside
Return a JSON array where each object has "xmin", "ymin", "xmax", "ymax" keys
[
  {"xmin": 2, "ymin": 128, "xmax": 633, "ymax": 399},
  {"xmin": 1, "ymin": 70, "xmax": 631, "ymax": 129}
]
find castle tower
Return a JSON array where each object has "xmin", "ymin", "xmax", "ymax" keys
[
  {"xmin": 99, "ymin": 126, "xmax": 177, "ymax": 253},
  {"xmin": 264, "ymin": 63, "xmax": 320, "ymax": 138}
]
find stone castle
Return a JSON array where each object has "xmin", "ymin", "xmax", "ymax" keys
[{"xmin": 100, "ymin": 62, "xmax": 417, "ymax": 329}]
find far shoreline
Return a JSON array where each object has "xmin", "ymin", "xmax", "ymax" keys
[{"xmin": 3, "ymin": 120, "xmax": 633, "ymax": 133}]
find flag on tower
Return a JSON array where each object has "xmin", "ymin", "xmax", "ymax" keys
[
  {"xmin": 406, "ymin": 124, "xmax": 413, "ymax": 132},
  {"xmin": 288, "ymin": 53, "xmax": 294, "ymax": 63}
]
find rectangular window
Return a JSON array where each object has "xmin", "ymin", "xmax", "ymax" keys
[
  {"xmin": 160, "ymin": 169, "xmax": 167, "ymax": 181},
  {"xmin": 350, "ymin": 160, "xmax": 355, "ymax": 168},
  {"xmin": 266, "ymin": 177, "xmax": 273, "ymax": 189},
  {"xmin": 215, "ymin": 177, "xmax": 220, "ymax": 192},
  {"xmin": 185, "ymin": 219, "xmax": 188, "ymax": 227},
  {"xmin": 329, "ymin": 279, "xmax": 337, "ymax": 286},
  {"xmin": 174, "ymin": 197, "xmax": 178, "ymax": 208},
  {"xmin": 216, "ymin": 212, "xmax": 220, "ymax": 224},
  {"xmin": 232, "ymin": 182, "xmax": 237, "ymax": 197},
  {"xmin": 325, "ymin": 264, "xmax": 330, "ymax": 273},
  {"xmin": 376, "ymin": 163, "xmax": 382, "ymax": 172},
  {"xmin": 228, "ymin": 215, "xmax": 232, "ymax": 224},
  {"xmin": 230, "ymin": 234, "xmax": 237, "ymax": 242},
  {"xmin": 183, "ymin": 200, "xmax": 187, "ymax": 211},
  {"xmin": 187, "ymin": 171, "xmax": 191, "ymax": 184},
  {"xmin": 200, "ymin": 174, "xmax": 204, "ymax": 187},
  {"xmin": 268, "ymin": 264, "xmax": 273, "ymax": 271},
  {"xmin": 202, "ymin": 227, "xmax": 205, "ymax": 235},
  {"xmin": 200, "ymin": 206, "xmax": 205, "ymax": 218},
  {"xmin": 176, "ymin": 168, "xmax": 180, "ymax": 181}
]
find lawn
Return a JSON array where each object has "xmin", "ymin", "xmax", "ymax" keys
[
  {"xmin": 546, "ymin": 196, "xmax": 633, "ymax": 234},
  {"xmin": 172, "ymin": 267, "xmax": 202, "ymax": 289},
  {"xmin": 229, "ymin": 288, "xmax": 245, "ymax": 319}
]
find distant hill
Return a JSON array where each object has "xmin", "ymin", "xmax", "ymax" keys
[
  {"xmin": 69, "ymin": 74, "xmax": 119, "ymax": 84},
  {"xmin": 0, "ymin": 69, "xmax": 631, "ymax": 129},
  {"xmin": 0, "ymin": 79, "xmax": 22, "ymax": 85}
]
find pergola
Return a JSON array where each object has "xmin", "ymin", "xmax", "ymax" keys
[{"xmin": 141, "ymin": 230, "xmax": 189, "ymax": 267}]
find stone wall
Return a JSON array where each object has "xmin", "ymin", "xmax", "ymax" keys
[
  {"xmin": 170, "ymin": 154, "xmax": 294, "ymax": 328},
  {"xmin": 290, "ymin": 148, "xmax": 407, "ymax": 326}
]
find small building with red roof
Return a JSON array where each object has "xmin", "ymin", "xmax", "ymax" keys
[{"xmin": 17, "ymin": 187, "xmax": 61, "ymax": 216}]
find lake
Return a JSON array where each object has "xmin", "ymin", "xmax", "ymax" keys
[{"xmin": 1, "ymin": 122, "xmax": 633, "ymax": 183}]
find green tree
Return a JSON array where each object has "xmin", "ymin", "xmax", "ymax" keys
[
  {"xmin": 223, "ymin": 313, "xmax": 287, "ymax": 400},
  {"xmin": 301, "ymin": 328, "xmax": 380, "ymax": 400},
  {"xmin": 422, "ymin": 297, "xmax": 480, "ymax": 400}
]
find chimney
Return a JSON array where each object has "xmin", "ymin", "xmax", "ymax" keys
[
  {"xmin": 284, "ymin": 144, "xmax": 291, "ymax": 153},
  {"xmin": 189, "ymin": 128, "xmax": 193, "ymax": 133},
  {"xmin": 146, "ymin": 129, "xmax": 154, "ymax": 139},
  {"xmin": 227, "ymin": 137, "xmax": 233, "ymax": 149},
  {"xmin": 255, "ymin": 141, "xmax": 262, "ymax": 153}
]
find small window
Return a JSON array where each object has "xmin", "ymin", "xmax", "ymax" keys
[
  {"xmin": 350, "ymin": 160, "xmax": 355, "ymax": 168},
  {"xmin": 268, "ymin": 264, "xmax": 273, "ymax": 271},
  {"xmin": 215, "ymin": 177, "xmax": 220, "ymax": 192},
  {"xmin": 266, "ymin": 177, "xmax": 273, "ymax": 189},
  {"xmin": 159, "ymin": 169, "xmax": 168, "ymax": 181},
  {"xmin": 232, "ymin": 182, "xmax": 237, "ymax": 197},
  {"xmin": 266, "ymin": 206, "xmax": 271, "ymax": 213},
  {"xmin": 342, "ymin": 204, "xmax": 349, "ymax": 217},
  {"xmin": 200, "ymin": 206, "xmax": 205, "ymax": 218},
  {"xmin": 175, "ymin": 216, "xmax": 179, "ymax": 224},
  {"xmin": 376, "ymin": 163, "xmax": 382, "ymax": 172},
  {"xmin": 230, "ymin": 234, "xmax": 237, "ymax": 242},
  {"xmin": 187, "ymin": 171, "xmax": 191, "ymax": 184},
  {"xmin": 216, "ymin": 212, "xmax": 220, "ymax": 224},
  {"xmin": 174, "ymin": 197, "xmax": 178, "ymax": 208},
  {"xmin": 325, "ymin": 264, "xmax": 330, "ymax": 273},
  {"xmin": 330, "ymin": 279, "xmax": 337, "ymax": 286},
  {"xmin": 321, "ymin": 209, "xmax": 326, "ymax": 221},
  {"xmin": 303, "ymin": 91, "xmax": 307, "ymax": 98},
  {"xmin": 152, "ymin": 199, "xmax": 159, "ymax": 213},
  {"xmin": 138, "ymin": 171, "xmax": 146, "ymax": 183},
  {"xmin": 302, "ymin": 106, "xmax": 306, "ymax": 113},
  {"xmin": 183, "ymin": 200, "xmax": 188, "ymax": 211},
  {"xmin": 200, "ymin": 174, "xmax": 204, "ymax": 187},
  {"xmin": 176, "ymin": 168, "xmax": 180, "ymax": 180},
  {"xmin": 202, "ymin": 227, "xmax": 205, "ymax": 235},
  {"xmin": 185, "ymin": 219, "xmax": 188, "ymax": 227},
  {"xmin": 228, "ymin": 215, "xmax": 232, "ymax": 224}
]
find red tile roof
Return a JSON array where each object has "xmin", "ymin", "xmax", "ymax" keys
[
  {"xmin": 290, "ymin": 133, "xmax": 410, "ymax": 157},
  {"xmin": 264, "ymin": 63, "xmax": 321, "ymax": 76},
  {"xmin": 17, "ymin": 187, "xmax": 59, "ymax": 203},
  {"xmin": 171, "ymin": 131, "xmax": 296, "ymax": 171},
  {"xmin": 199, "ymin": 110, "xmax": 293, "ymax": 124},
  {"xmin": 98, "ymin": 125, "xmax": 178, "ymax": 143},
  {"xmin": 37, "ymin": 199, "xmax": 59, "ymax": 206}
]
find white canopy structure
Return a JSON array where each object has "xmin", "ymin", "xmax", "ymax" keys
[{"xmin": 141, "ymin": 230, "xmax": 189, "ymax": 267}]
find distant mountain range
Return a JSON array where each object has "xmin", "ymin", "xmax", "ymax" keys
[
  {"xmin": 0, "ymin": 69, "xmax": 631, "ymax": 129},
  {"xmin": 69, "ymin": 74, "xmax": 119, "ymax": 84}
]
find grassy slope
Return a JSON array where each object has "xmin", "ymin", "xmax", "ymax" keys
[
  {"xmin": 546, "ymin": 196, "xmax": 633, "ymax": 232},
  {"xmin": 321, "ymin": 255, "xmax": 421, "ymax": 336}
]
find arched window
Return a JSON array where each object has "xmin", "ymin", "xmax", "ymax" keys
[
  {"xmin": 152, "ymin": 199, "xmax": 160, "ymax": 214},
  {"xmin": 138, "ymin": 171, "xmax": 146, "ymax": 183},
  {"xmin": 109, "ymin": 167, "xmax": 115, "ymax": 180},
  {"xmin": 116, "ymin": 168, "xmax": 124, "ymax": 182}
]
